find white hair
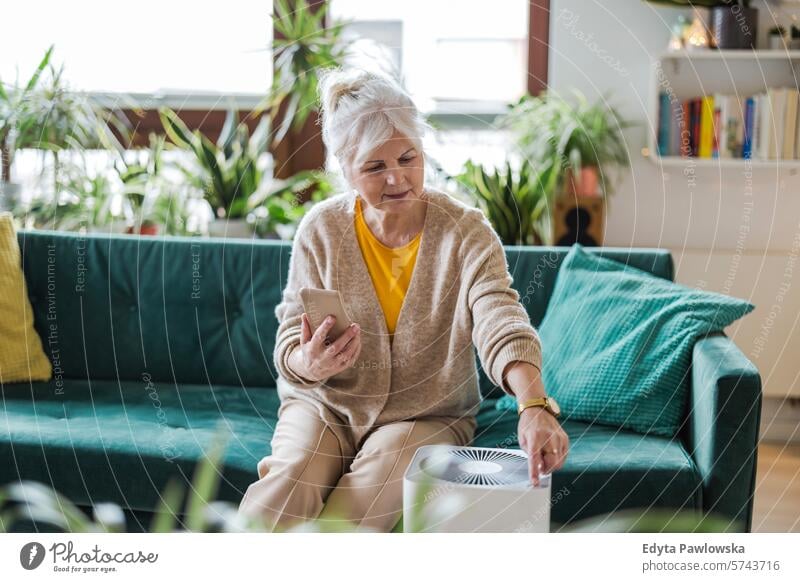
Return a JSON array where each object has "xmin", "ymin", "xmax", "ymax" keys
[{"xmin": 317, "ymin": 67, "xmax": 430, "ymax": 181}]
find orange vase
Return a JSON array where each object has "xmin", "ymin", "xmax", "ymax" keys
[
  {"xmin": 564, "ymin": 166, "xmax": 600, "ymax": 197},
  {"xmin": 125, "ymin": 223, "xmax": 160, "ymax": 236}
]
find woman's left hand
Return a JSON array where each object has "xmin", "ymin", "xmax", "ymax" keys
[{"xmin": 517, "ymin": 407, "xmax": 569, "ymax": 487}]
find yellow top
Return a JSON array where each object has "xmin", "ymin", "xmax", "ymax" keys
[{"xmin": 354, "ymin": 196, "xmax": 422, "ymax": 336}]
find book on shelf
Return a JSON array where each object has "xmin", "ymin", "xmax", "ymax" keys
[
  {"xmin": 767, "ymin": 88, "xmax": 785, "ymax": 160},
  {"xmin": 657, "ymin": 92, "xmax": 671, "ymax": 156},
  {"xmin": 655, "ymin": 88, "xmax": 800, "ymax": 161},
  {"xmin": 716, "ymin": 94, "xmax": 744, "ymax": 159},
  {"xmin": 784, "ymin": 89, "xmax": 799, "ymax": 159},
  {"xmin": 698, "ymin": 96, "xmax": 714, "ymax": 158},
  {"xmin": 680, "ymin": 101, "xmax": 691, "ymax": 157},
  {"xmin": 713, "ymin": 94, "xmax": 724, "ymax": 158},
  {"xmin": 743, "ymin": 96, "xmax": 755, "ymax": 159},
  {"xmin": 794, "ymin": 93, "xmax": 800, "ymax": 158}
]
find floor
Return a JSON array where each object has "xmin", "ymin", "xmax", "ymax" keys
[{"xmin": 751, "ymin": 442, "xmax": 800, "ymax": 533}]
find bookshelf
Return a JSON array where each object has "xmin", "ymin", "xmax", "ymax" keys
[
  {"xmin": 648, "ymin": 49, "xmax": 800, "ymax": 169},
  {"xmin": 647, "ymin": 154, "xmax": 800, "ymax": 169}
]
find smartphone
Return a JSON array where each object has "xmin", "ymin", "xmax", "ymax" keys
[{"xmin": 298, "ymin": 288, "xmax": 353, "ymax": 342}]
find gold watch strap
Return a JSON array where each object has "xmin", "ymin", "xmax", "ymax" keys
[{"xmin": 517, "ymin": 397, "xmax": 549, "ymax": 416}]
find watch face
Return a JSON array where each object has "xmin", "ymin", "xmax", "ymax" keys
[{"xmin": 548, "ymin": 398, "xmax": 561, "ymax": 416}]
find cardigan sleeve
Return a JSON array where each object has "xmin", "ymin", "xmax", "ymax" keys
[
  {"xmin": 464, "ymin": 211, "xmax": 543, "ymax": 397},
  {"xmin": 273, "ymin": 216, "xmax": 326, "ymax": 389}
]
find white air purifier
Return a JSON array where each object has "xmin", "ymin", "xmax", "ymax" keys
[{"xmin": 403, "ymin": 445, "xmax": 551, "ymax": 532}]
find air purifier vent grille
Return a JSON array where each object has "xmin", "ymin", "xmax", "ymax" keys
[{"xmin": 419, "ymin": 447, "xmax": 531, "ymax": 486}]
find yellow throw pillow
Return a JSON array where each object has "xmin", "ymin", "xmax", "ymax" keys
[{"xmin": 0, "ymin": 212, "xmax": 52, "ymax": 384}]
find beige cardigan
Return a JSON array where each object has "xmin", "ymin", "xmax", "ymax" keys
[{"xmin": 274, "ymin": 187, "xmax": 542, "ymax": 448}]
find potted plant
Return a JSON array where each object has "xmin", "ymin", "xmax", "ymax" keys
[
  {"xmin": 160, "ymin": 107, "xmax": 271, "ymax": 238},
  {"xmin": 453, "ymin": 159, "xmax": 558, "ymax": 246},
  {"xmin": 116, "ymin": 133, "xmax": 172, "ymax": 235},
  {"xmin": 248, "ymin": 170, "xmax": 334, "ymax": 239},
  {"xmin": 27, "ymin": 59, "xmax": 130, "ymax": 202},
  {"xmin": 0, "ymin": 46, "xmax": 53, "ymax": 211},
  {"xmin": 502, "ymin": 91, "xmax": 630, "ymax": 199},
  {"xmin": 17, "ymin": 163, "xmax": 127, "ymax": 233},
  {"xmin": 645, "ymin": 1, "xmax": 758, "ymax": 50},
  {"xmin": 264, "ymin": 0, "xmax": 352, "ymax": 147},
  {"xmin": 3, "ymin": 46, "xmax": 130, "ymax": 227},
  {"xmin": 77, "ymin": 175, "xmax": 130, "ymax": 234},
  {"xmin": 768, "ymin": 25, "xmax": 787, "ymax": 50}
]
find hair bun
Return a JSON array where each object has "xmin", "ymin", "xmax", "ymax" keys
[{"xmin": 318, "ymin": 68, "xmax": 369, "ymax": 115}]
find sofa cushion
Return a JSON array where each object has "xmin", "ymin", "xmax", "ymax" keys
[
  {"xmin": 535, "ymin": 243, "xmax": 754, "ymax": 437},
  {"xmin": 472, "ymin": 404, "xmax": 702, "ymax": 526},
  {"xmin": 2, "ymin": 380, "xmax": 702, "ymax": 526},
  {"xmin": 19, "ymin": 231, "xmax": 285, "ymax": 388},
  {"xmin": 0, "ymin": 379, "xmax": 278, "ymax": 511}
]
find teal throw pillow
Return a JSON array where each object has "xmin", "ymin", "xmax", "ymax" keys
[{"xmin": 498, "ymin": 244, "xmax": 754, "ymax": 438}]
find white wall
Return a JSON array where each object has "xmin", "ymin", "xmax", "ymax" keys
[{"xmin": 548, "ymin": 0, "xmax": 800, "ymax": 420}]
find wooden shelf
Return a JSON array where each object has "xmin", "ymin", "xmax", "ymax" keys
[{"xmin": 647, "ymin": 154, "xmax": 800, "ymax": 170}]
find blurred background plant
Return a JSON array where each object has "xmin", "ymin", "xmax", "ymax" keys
[
  {"xmin": 248, "ymin": 169, "xmax": 334, "ymax": 239},
  {"xmin": 2, "ymin": 42, "xmax": 338, "ymax": 240},
  {"xmin": 114, "ymin": 134, "xmax": 194, "ymax": 236},
  {"xmin": 24, "ymin": 48, "xmax": 130, "ymax": 199},
  {"xmin": 264, "ymin": 0, "xmax": 352, "ymax": 146},
  {"xmin": 0, "ymin": 45, "xmax": 53, "ymax": 197},
  {"xmin": 115, "ymin": 133, "xmax": 163, "ymax": 234},
  {"xmin": 453, "ymin": 158, "xmax": 558, "ymax": 246},
  {"xmin": 19, "ymin": 162, "xmax": 121, "ymax": 232},
  {"xmin": 560, "ymin": 508, "xmax": 742, "ymax": 533},
  {"xmin": 159, "ymin": 107, "xmax": 334, "ymax": 238},
  {"xmin": 0, "ymin": 45, "xmax": 130, "ymax": 214},
  {"xmin": 160, "ymin": 107, "xmax": 270, "ymax": 224}
]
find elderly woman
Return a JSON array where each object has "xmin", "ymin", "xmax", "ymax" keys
[{"xmin": 238, "ymin": 68, "xmax": 569, "ymax": 532}]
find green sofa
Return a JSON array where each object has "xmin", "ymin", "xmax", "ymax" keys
[{"xmin": 1, "ymin": 230, "xmax": 761, "ymax": 532}]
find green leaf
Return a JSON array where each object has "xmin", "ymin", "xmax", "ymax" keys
[
  {"xmin": 2, "ymin": 481, "xmax": 92, "ymax": 532},
  {"xmin": 266, "ymin": 0, "xmax": 351, "ymax": 144},
  {"xmin": 185, "ymin": 429, "xmax": 229, "ymax": 532},
  {"xmin": 250, "ymin": 115, "xmax": 271, "ymax": 155},
  {"xmin": 151, "ymin": 479, "xmax": 185, "ymax": 533},
  {"xmin": 197, "ymin": 133, "xmax": 228, "ymax": 205},
  {"xmin": 23, "ymin": 44, "xmax": 54, "ymax": 95},
  {"xmin": 272, "ymin": 90, "xmax": 300, "ymax": 146},
  {"xmin": 159, "ymin": 108, "xmax": 194, "ymax": 148},
  {"xmin": 218, "ymin": 109, "xmax": 239, "ymax": 156}
]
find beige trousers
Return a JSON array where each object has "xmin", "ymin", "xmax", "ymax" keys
[{"xmin": 238, "ymin": 397, "xmax": 477, "ymax": 532}]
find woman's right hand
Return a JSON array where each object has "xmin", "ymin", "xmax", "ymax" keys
[{"xmin": 290, "ymin": 313, "xmax": 361, "ymax": 383}]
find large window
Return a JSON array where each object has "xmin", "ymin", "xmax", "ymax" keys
[
  {"xmin": 330, "ymin": 0, "xmax": 529, "ymax": 175},
  {"xmin": 0, "ymin": 1, "xmax": 272, "ymax": 107},
  {"xmin": 330, "ymin": 0, "xmax": 528, "ymax": 115},
  {"xmin": 3, "ymin": 1, "xmax": 536, "ymax": 177}
]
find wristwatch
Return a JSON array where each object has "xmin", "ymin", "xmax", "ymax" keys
[{"xmin": 517, "ymin": 396, "xmax": 561, "ymax": 419}]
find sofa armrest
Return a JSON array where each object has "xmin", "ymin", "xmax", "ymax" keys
[{"xmin": 688, "ymin": 333, "xmax": 762, "ymax": 532}]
